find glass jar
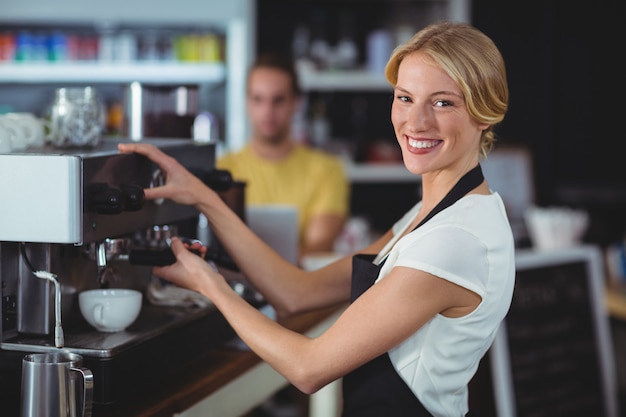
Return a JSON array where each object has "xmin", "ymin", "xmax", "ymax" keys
[{"xmin": 48, "ymin": 86, "xmax": 105, "ymax": 148}]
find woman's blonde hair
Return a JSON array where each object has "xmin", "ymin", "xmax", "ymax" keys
[{"xmin": 385, "ymin": 21, "xmax": 509, "ymax": 158}]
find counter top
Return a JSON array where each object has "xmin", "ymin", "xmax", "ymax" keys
[
  {"xmin": 93, "ymin": 280, "xmax": 625, "ymax": 416},
  {"xmin": 93, "ymin": 305, "xmax": 343, "ymax": 417}
]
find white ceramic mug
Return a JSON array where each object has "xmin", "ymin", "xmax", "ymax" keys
[{"xmin": 79, "ymin": 289, "xmax": 142, "ymax": 332}]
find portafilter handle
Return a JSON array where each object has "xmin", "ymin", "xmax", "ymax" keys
[{"xmin": 128, "ymin": 237, "xmax": 204, "ymax": 266}]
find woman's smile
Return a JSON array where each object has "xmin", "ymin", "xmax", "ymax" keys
[{"xmin": 407, "ymin": 137, "xmax": 442, "ymax": 152}]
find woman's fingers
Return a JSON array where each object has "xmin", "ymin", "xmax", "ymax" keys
[
  {"xmin": 118, "ymin": 142, "xmax": 196, "ymax": 203},
  {"xmin": 118, "ymin": 143, "xmax": 180, "ymax": 174},
  {"xmin": 118, "ymin": 142, "xmax": 159, "ymax": 160},
  {"xmin": 169, "ymin": 236, "xmax": 186, "ymax": 256}
]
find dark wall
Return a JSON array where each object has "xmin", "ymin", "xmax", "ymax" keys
[
  {"xmin": 472, "ymin": 0, "xmax": 626, "ymax": 245},
  {"xmin": 257, "ymin": 0, "xmax": 626, "ymax": 245}
]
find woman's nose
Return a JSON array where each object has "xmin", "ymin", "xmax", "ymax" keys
[{"xmin": 406, "ymin": 105, "xmax": 432, "ymax": 131}]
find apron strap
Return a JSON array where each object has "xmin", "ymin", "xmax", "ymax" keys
[
  {"xmin": 374, "ymin": 164, "xmax": 484, "ymax": 265},
  {"xmin": 415, "ymin": 164, "xmax": 484, "ymax": 230}
]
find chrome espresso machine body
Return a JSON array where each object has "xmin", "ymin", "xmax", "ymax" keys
[{"xmin": 0, "ymin": 138, "xmax": 236, "ymax": 411}]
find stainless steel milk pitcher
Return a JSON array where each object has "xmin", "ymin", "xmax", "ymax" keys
[{"xmin": 21, "ymin": 352, "xmax": 94, "ymax": 417}]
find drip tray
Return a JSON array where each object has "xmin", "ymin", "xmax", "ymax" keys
[
  {"xmin": 1, "ymin": 303, "xmax": 237, "ymax": 405},
  {"xmin": 2, "ymin": 303, "xmax": 217, "ymax": 357}
]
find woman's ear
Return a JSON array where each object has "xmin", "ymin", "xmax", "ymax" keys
[{"xmin": 477, "ymin": 122, "xmax": 490, "ymax": 132}]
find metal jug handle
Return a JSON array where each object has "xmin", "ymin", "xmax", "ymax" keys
[{"xmin": 71, "ymin": 366, "xmax": 94, "ymax": 417}]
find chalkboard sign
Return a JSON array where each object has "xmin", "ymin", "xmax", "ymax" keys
[{"xmin": 490, "ymin": 245, "xmax": 618, "ymax": 417}]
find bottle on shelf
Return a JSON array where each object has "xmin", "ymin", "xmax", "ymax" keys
[{"xmin": 309, "ymin": 99, "xmax": 331, "ymax": 149}]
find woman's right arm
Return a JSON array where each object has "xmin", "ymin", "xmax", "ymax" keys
[
  {"xmin": 118, "ymin": 143, "xmax": 391, "ymax": 316},
  {"xmin": 197, "ymin": 184, "xmax": 354, "ymax": 315}
]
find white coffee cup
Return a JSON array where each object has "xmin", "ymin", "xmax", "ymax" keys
[{"xmin": 79, "ymin": 289, "xmax": 142, "ymax": 332}]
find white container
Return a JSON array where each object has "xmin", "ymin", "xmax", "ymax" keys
[
  {"xmin": 524, "ymin": 205, "xmax": 589, "ymax": 251},
  {"xmin": 0, "ymin": 122, "xmax": 13, "ymax": 153}
]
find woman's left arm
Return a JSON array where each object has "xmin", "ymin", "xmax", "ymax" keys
[{"xmin": 158, "ymin": 239, "xmax": 479, "ymax": 395}]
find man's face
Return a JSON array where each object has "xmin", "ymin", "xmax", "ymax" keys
[{"xmin": 247, "ymin": 67, "xmax": 299, "ymax": 145}]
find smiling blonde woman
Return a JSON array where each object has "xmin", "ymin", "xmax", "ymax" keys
[{"xmin": 119, "ymin": 21, "xmax": 514, "ymax": 417}]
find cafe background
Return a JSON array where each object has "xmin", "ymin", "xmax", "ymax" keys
[{"xmin": 1, "ymin": 0, "xmax": 625, "ymax": 416}]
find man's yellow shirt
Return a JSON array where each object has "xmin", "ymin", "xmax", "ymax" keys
[{"xmin": 217, "ymin": 143, "xmax": 350, "ymax": 246}]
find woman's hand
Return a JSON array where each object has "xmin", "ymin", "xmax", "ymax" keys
[
  {"xmin": 118, "ymin": 142, "xmax": 207, "ymax": 207},
  {"xmin": 153, "ymin": 237, "xmax": 224, "ymax": 296}
]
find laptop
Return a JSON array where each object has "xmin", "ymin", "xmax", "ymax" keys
[{"xmin": 246, "ymin": 205, "xmax": 299, "ymax": 265}]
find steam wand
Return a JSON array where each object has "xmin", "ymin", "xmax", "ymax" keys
[
  {"xmin": 33, "ymin": 271, "xmax": 64, "ymax": 348},
  {"xmin": 19, "ymin": 243, "xmax": 64, "ymax": 348}
]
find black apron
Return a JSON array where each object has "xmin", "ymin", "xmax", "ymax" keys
[{"xmin": 342, "ymin": 164, "xmax": 484, "ymax": 417}]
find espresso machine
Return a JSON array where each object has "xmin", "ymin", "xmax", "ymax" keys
[{"xmin": 0, "ymin": 138, "xmax": 237, "ymax": 413}]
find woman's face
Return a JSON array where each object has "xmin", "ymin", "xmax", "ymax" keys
[{"xmin": 391, "ymin": 52, "xmax": 487, "ymax": 179}]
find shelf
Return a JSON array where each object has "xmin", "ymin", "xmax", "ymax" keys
[
  {"xmin": 299, "ymin": 68, "xmax": 392, "ymax": 92},
  {"xmin": 0, "ymin": 62, "xmax": 226, "ymax": 85},
  {"xmin": 345, "ymin": 163, "xmax": 420, "ymax": 183}
]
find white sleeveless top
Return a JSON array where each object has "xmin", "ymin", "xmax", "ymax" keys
[{"xmin": 375, "ymin": 192, "xmax": 515, "ymax": 417}]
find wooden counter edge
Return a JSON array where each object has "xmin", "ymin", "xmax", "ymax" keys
[{"xmin": 94, "ymin": 304, "xmax": 345, "ymax": 417}]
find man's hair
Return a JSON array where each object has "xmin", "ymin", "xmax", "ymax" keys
[{"xmin": 248, "ymin": 52, "xmax": 302, "ymax": 96}]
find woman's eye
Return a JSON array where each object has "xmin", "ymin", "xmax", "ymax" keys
[
  {"xmin": 396, "ymin": 95, "xmax": 411, "ymax": 103},
  {"xmin": 434, "ymin": 99, "xmax": 452, "ymax": 107}
]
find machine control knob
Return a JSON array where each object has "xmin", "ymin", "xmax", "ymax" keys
[
  {"xmin": 120, "ymin": 184, "xmax": 145, "ymax": 211},
  {"xmin": 190, "ymin": 168, "xmax": 233, "ymax": 191},
  {"xmin": 88, "ymin": 183, "xmax": 124, "ymax": 214},
  {"xmin": 88, "ymin": 183, "xmax": 145, "ymax": 214}
]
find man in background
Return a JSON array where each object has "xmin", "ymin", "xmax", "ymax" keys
[{"xmin": 218, "ymin": 53, "xmax": 349, "ymax": 257}]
